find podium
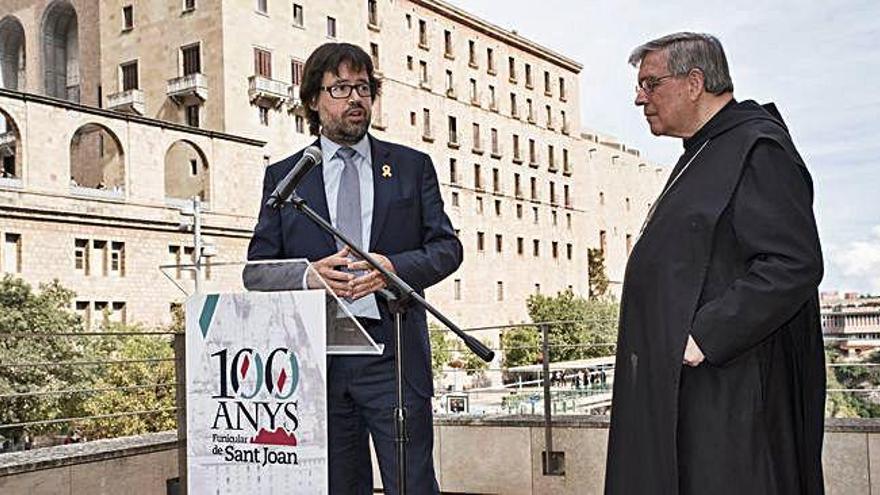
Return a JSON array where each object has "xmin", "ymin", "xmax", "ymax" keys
[{"xmin": 161, "ymin": 259, "xmax": 382, "ymax": 494}]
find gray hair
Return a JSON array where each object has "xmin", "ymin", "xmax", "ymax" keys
[{"xmin": 629, "ymin": 32, "xmax": 734, "ymax": 95}]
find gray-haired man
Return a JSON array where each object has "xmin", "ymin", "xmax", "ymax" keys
[{"xmin": 605, "ymin": 32, "xmax": 825, "ymax": 495}]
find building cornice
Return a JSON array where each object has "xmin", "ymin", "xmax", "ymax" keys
[
  {"xmin": 0, "ymin": 88, "xmax": 266, "ymax": 147},
  {"xmin": 410, "ymin": 0, "xmax": 583, "ymax": 73}
]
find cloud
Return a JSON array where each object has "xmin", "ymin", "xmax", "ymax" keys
[{"xmin": 826, "ymin": 226, "xmax": 880, "ymax": 294}]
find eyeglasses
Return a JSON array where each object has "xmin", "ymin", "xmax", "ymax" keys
[
  {"xmin": 321, "ymin": 83, "xmax": 373, "ymax": 99},
  {"xmin": 636, "ymin": 74, "xmax": 676, "ymax": 95}
]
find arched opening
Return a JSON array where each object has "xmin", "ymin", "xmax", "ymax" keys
[
  {"xmin": 42, "ymin": 1, "xmax": 79, "ymax": 102},
  {"xmin": 0, "ymin": 107, "xmax": 22, "ymax": 185},
  {"xmin": 69, "ymin": 123, "xmax": 124, "ymax": 196},
  {"xmin": 0, "ymin": 16, "xmax": 26, "ymax": 91},
  {"xmin": 164, "ymin": 140, "xmax": 210, "ymax": 204}
]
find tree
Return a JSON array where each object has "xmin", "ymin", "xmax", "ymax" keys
[
  {"xmin": 588, "ymin": 248, "xmax": 610, "ymax": 301},
  {"xmin": 429, "ymin": 324, "xmax": 451, "ymax": 378},
  {"xmin": 0, "ymin": 277, "xmax": 88, "ymax": 441},
  {"xmin": 501, "ymin": 326, "xmax": 540, "ymax": 368},
  {"xmin": 526, "ymin": 289, "xmax": 618, "ymax": 363},
  {"xmin": 79, "ymin": 322, "xmax": 177, "ymax": 439}
]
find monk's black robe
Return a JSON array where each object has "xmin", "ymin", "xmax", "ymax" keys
[{"xmin": 605, "ymin": 100, "xmax": 825, "ymax": 495}]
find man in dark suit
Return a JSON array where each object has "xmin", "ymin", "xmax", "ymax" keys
[{"xmin": 247, "ymin": 42, "xmax": 461, "ymax": 494}]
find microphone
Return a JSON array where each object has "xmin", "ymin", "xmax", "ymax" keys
[{"xmin": 265, "ymin": 146, "xmax": 322, "ymax": 209}]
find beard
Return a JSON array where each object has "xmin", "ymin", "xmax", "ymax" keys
[{"xmin": 320, "ymin": 104, "xmax": 371, "ymax": 145}]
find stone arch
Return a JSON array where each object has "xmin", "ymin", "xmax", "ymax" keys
[
  {"xmin": 164, "ymin": 139, "xmax": 210, "ymax": 202},
  {"xmin": 69, "ymin": 123, "xmax": 124, "ymax": 194},
  {"xmin": 0, "ymin": 106, "xmax": 22, "ymax": 181},
  {"xmin": 41, "ymin": 0, "xmax": 79, "ymax": 101},
  {"xmin": 0, "ymin": 16, "xmax": 26, "ymax": 91}
]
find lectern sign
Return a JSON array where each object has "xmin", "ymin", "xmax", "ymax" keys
[{"xmin": 186, "ymin": 291, "xmax": 328, "ymax": 494}]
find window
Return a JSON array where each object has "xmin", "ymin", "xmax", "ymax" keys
[
  {"xmin": 422, "ymin": 109, "xmax": 431, "ymax": 138},
  {"xmin": 527, "ymin": 98, "xmax": 534, "ymax": 122},
  {"xmin": 564, "ymin": 185, "xmax": 571, "ymax": 208},
  {"xmin": 552, "ymin": 241, "xmax": 559, "ymax": 259},
  {"xmin": 468, "ymin": 40, "xmax": 477, "ymax": 67},
  {"xmin": 75, "ymin": 239, "xmax": 89, "ymax": 274},
  {"xmin": 535, "ymin": 283, "xmax": 541, "ymax": 295},
  {"xmin": 368, "ymin": 0, "xmax": 378, "ymax": 26},
  {"xmin": 472, "ymin": 123, "xmax": 481, "ymax": 151},
  {"xmin": 495, "ymin": 234, "xmax": 503, "ymax": 253},
  {"xmin": 546, "ymin": 105, "xmax": 553, "ymax": 128},
  {"xmin": 600, "ymin": 230, "xmax": 607, "ymax": 255},
  {"xmin": 418, "ymin": 19, "xmax": 428, "ymax": 48},
  {"xmin": 407, "ymin": 56, "xmax": 413, "ymax": 71},
  {"xmin": 256, "ymin": 0, "xmax": 267, "ymax": 14},
  {"xmin": 491, "ymin": 128, "xmax": 499, "ymax": 156},
  {"xmin": 552, "ymin": 210, "xmax": 558, "ymax": 225},
  {"xmin": 567, "ymin": 243, "xmax": 573, "ymax": 260},
  {"xmin": 111, "ymin": 302, "xmax": 127, "ymax": 324},
  {"xmin": 292, "ymin": 3, "xmax": 303, "ymax": 27},
  {"xmin": 254, "ymin": 48, "xmax": 272, "ymax": 78},
  {"xmin": 476, "ymin": 196, "xmax": 483, "ymax": 214},
  {"xmin": 327, "ymin": 16, "xmax": 337, "ymax": 38},
  {"xmin": 259, "ymin": 106, "xmax": 269, "ymax": 125},
  {"xmin": 496, "ymin": 281, "xmax": 504, "ymax": 301},
  {"xmin": 525, "ymin": 63, "xmax": 533, "ymax": 88},
  {"xmin": 474, "ymin": 163, "xmax": 482, "ymax": 190},
  {"xmin": 566, "ymin": 213, "xmax": 572, "ymax": 229},
  {"xmin": 370, "ymin": 43, "xmax": 380, "ymax": 71},
  {"xmin": 486, "ymin": 48, "xmax": 495, "ymax": 74},
  {"xmin": 494, "ymin": 199, "xmax": 501, "ymax": 216},
  {"xmin": 533, "ymin": 239, "xmax": 540, "ymax": 257},
  {"xmin": 405, "ymin": 13, "xmax": 411, "ymax": 29},
  {"xmin": 563, "ymin": 148, "xmax": 570, "ymax": 174},
  {"xmin": 182, "ymin": 44, "xmax": 201, "ymax": 75},
  {"xmin": 477, "ymin": 232, "xmax": 485, "ymax": 252},
  {"xmin": 410, "ymin": 111, "xmax": 416, "ymax": 126},
  {"xmin": 291, "ymin": 58, "xmax": 304, "ymax": 85},
  {"xmin": 548, "ymin": 145, "xmax": 555, "ymax": 170},
  {"xmin": 492, "ymin": 168, "xmax": 500, "ymax": 193},
  {"xmin": 445, "ymin": 69, "xmax": 453, "ymax": 94},
  {"xmin": 559, "ymin": 77, "xmax": 566, "ymax": 100},
  {"xmin": 514, "ymin": 173, "xmax": 522, "ymax": 198},
  {"xmin": 626, "ymin": 197, "xmax": 631, "ymax": 211},
  {"xmin": 295, "ymin": 115, "xmax": 305, "ymax": 133},
  {"xmin": 92, "ymin": 240, "xmax": 108, "ymax": 277},
  {"xmin": 2, "ymin": 233, "xmax": 21, "ymax": 274},
  {"xmin": 550, "ymin": 181, "xmax": 556, "ymax": 204},
  {"xmin": 513, "ymin": 134, "xmax": 521, "ymax": 162},
  {"xmin": 532, "ymin": 206, "xmax": 539, "ymax": 224},
  {"xmin": 121, "ymin": 61, "xmax": 138, "ymax": 91},
  {"xmin": 517, "ymin": 237, "xmax": 524, "ymax": 255},
  {"xmin": 419, "ymin": 61, "xmax": 428, "ymax": 85},
  {"xmin": 110, "ymin": 242, "xmax": 125, "ymax": 276},
  {"xmin": 510, "ymin": 93, "xmax": 517, "ymax": 117},
  {"xmin": 75, "ymin": 301, "xmax": 91, "ymax": 329},
  {"xmin": 508, "ymin": 56, "xmax": 516, "ymax": 81},
  {"xmin": 184, "ymin": 0, "xmax": 196, "ymax": 12},
  {"xmin": 186, "ymin": 104, "xmax": 200, "ymax": 127},
  {"xmin": 122, "ymin": 5, "xmax": 134, "ymax": 31},
  {"xmin": 444, "ymin": 30, "xmax": 453, "ymax": 57},
  {"xmin": 529, "ymin": 139, "xmax": 537, "ymax": 164},
  {"xmin": 561, "ymin": 111, "xmax": 568, "ymax": 134},
  {"xmin": 451, "ymin": 191, "xmax": 459, "ymax": 206},
  {"xmin": 454, "ymin": 279, "xmax": 461, "ymax": 300},
  {"xmin": 626, "ymin": 235, "xmax": 633, "ymax": 256},
  {"xmin": 599, "ymin": 191, "xmax": 605, "ymax": 205},
  {"xmin": 449, "ymin": 158, "xmax": 458, "ymax": 184},
  {"xmin": 448, "ymin": 116, "xmax": 457, "ymax": 145},
  {"xmin": 516, "ymin": 203, "xmax": 523, "ymax": 219},
  {"xmin": 544, "ymin": 70, "xmax": 551, "ymax": 95},
  {"xmin": 469, "ymin": 78, "xmax": 478, "ymax": 104}
]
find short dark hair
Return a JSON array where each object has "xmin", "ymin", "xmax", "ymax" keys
[{"xmin": 300, "ymin": 43, "xmax": 382, "ymax": 136}]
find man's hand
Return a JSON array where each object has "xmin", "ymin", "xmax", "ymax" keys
[
  {"xmin": 307, "ymin": 247, "xmax": 355, "ymax": 298},
  {"xmin": 683, "ymin": 334, "xmax": 705, "ymax": 367},
  {"xmin": 347, "ymin": 253, "xmax": 396, "ymax": 300}
]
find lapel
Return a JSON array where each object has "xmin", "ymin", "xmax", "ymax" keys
[
  {"xmin": 369, "ymin": 135, "xmax": 393, "ymax": 251},
  {"xmin": 295, "ymin": 138, "xmax": 336, "ymax": 251}
]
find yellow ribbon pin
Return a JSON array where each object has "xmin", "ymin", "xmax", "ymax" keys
[{"xmin": 381, "ymin": 164, "xmax": 392, "ymax": 178}]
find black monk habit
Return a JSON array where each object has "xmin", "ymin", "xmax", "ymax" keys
[{"xmin": 605, "ymin": 100, "xmax": 825, "ymax": 495}]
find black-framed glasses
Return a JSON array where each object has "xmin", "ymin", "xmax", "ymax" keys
[
  {"xmin": 321, "ymin": 83, "xmax": 373, "ymax": 99},
  {"xmin": 636, "ymin": 74, "xmax": 676, "ymax": 95}
]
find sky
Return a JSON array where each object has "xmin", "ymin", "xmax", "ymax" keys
[{"xmin": 448, "ymin": 0, "xmax": 880, "ymax": 294}]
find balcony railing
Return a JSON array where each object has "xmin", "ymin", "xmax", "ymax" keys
[
  {"xmin": 106, "ymin": 89, "xmax": 145, "ymax": 115},
  {"xmin": 248, "ymin": 75, "xmax": 289, "ymax": 108},
  {"xmin": 166, "ymin": 73, "xmax": 208, "ymax": 105},
  {"xmin": 286, "ymin": 85, "xmax": 302, "ymax": 112}
]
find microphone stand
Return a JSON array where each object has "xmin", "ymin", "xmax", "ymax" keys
[{"xmin": 284, "ymin": 193, "xmax": 493, "ymax": 495}]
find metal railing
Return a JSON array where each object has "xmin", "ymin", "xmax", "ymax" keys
[{"xmin": 3, "ymin": 318, "xmax": 880, "ymax": 462}]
